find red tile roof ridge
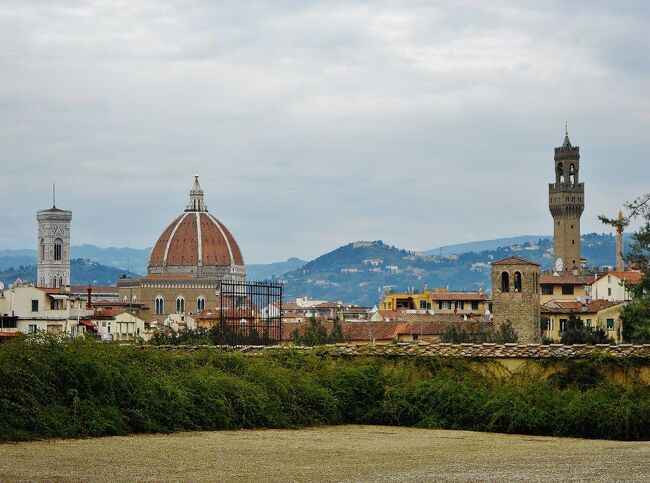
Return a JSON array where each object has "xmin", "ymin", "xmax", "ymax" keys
[{"xmin": 591, "ymin": 270, "xmax": 643, "ymax": 285}]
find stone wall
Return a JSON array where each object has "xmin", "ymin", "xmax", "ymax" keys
[
  {"xmin": 148, "ymin": 342, "xmax": 650, "ymax": 383},
  {"xmin": 150, "ymin": 341, "xmax": 650, "ymax": 358}
]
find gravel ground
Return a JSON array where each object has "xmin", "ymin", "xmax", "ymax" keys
[{"xmin": 1, "ymin": 425, "xmax": 648, "ymax": 482}]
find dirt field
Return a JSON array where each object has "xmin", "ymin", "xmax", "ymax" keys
[{"xmin": 1, "ymin": 425, "xmax": 648, "ymax": 482}]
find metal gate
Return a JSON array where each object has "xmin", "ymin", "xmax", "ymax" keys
[{"xmin": 218, "ymin": 280, "xmax": 283, "ymax": 345}]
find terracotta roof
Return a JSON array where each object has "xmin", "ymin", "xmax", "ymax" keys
[
  {"xmin": 491, "ymin": 256, "xmax": 540, "ymax": 266},
  {"xmin": 141, "ymin": 273, "xmax": 195, "ymax": 280},
  {"xmin": 71, "ymin": 285, "xmax": 119, "ymax": 294},
  {"xmin": 314, "ymin": 302, "xmax": 342, "ymax": 309},
  {"xmin": 35, "ymin": 287, "xmax": 64, "ymax": 294},
  {"xmin": 151, "ymin": 342, "xmax": 650, "ymax": 359},
  {"xmin": 148, "ymin": 212, "xmax": 244, "ymax": 270},
  {"xmin": 428, "ymin": 292, "xmax": 487, "ymax": 301},
  {"xmin": 281, "ymin": 319, "xmax": 492, "ymax": 342},
  {"xmin": 0, "ymin": 331, "xmax": 19, "ymax": 337},
  {"xmin": 376, "ymin": 310, "xmax": 403, "ymax": 321},
  {"xmin": 540, "ymin": 273, "xmax": 592, "ymax": 285},
  {"xmin": 93, "ymin": 307, "xmax": 129, "ymax": 317},
  {"xmin": 591, "ymin": 270, "xmax": 643, "ymax": 285},
  {"xmin": 280, "ymin": 302, "xmax": 302, "ymax": 310},
  {"xmin": 541, "ymin": 299, "xmax": 622, "ymax": 314}
]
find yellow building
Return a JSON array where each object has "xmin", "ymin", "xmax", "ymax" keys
[
  {"xmin": 541, "ymin": 299, "xmax": 625, "ymax": 343},
  {"xmin": 380, "ymin": 288, "xmax": 491, "ymax": 315},
  {"xmin": 539, "ymin": 273, "xmax": 592, "ymax": 304}
]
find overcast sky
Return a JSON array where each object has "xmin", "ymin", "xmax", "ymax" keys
[{"xmin": 1, "ymin": 1, "xmax": 648, "ymax": 263}]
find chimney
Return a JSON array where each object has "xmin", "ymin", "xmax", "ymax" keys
[{"xmin": 86, "ymin": 286, "xmax": 92, "ymax": 309}]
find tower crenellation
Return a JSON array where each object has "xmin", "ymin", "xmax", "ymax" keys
[{"xmin": 549, "ymin": 127, "xmax": 584, "ymax": 271}]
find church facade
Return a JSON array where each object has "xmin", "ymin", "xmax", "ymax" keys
[{"xmin": 117, "ymin": 176, "xmax": 247, "ymax": 324}]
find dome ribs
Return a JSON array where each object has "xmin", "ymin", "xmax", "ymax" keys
[
  {"xmin": 148, "ymin": 215, "xmax": 183, "ymax": 267},
  {"xmin": 148, "ymin": 212, "xmax": 244, "ymax": 271}
]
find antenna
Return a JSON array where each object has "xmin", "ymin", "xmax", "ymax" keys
[
  {"xmin": 565, "ymin": 120, "xmax": 568, "ymax": 135},
  {"xmin": 52, "ymin": 183, "xmax": 56, "ymax": 208}
]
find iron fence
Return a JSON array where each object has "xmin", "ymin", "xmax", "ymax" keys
[{"xmin": 218, "ymin": 280, "xmax": 282, "ymax": 345}]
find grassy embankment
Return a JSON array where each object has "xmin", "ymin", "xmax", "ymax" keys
[{"xmin": 0, "ymin": 336, "xmax": 648, "ymax": 441}]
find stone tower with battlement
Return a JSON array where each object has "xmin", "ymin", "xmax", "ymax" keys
[
  {"xmin": 37, "ymin": 201, "xmax": 72, "ymax": 289},
  {"xmin": 491, "ymin": 256, "xmax": 541, "ymax": 343},
  {"xmin": 549, "ymin": 128, "xmax": 584, "ymax": 272}
]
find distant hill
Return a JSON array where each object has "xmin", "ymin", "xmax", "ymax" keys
[
  {"xmin": 0, "ymin": 245, "xmax": 150, "ymax": 274},
  {"xmin": 280, "ymin": 233, "xmax": 631, "ymax": 306},
  {"xmin": 0, "ymin": 259, "xmax": 128, "ymax": 287},
  {"xmin": 247, "ymin": 257, "xmax": 306, "ymax": 281},
  {"xmin": 426, "ymin": 236, "xmax": 550, "ymax": 256},
  {"xmin": 0, "ymin": 233, "xmax": 632, "ymax": 303}
]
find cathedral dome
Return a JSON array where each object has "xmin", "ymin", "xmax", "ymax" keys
[{"xmin": 148, "ymin": 175, "xmax": 245, "ymax": 276}]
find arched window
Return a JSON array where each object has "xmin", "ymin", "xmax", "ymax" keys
[
  {"xmin": 514, "ymin": 271, "xmax": 522, "ymax": 292},
  {"xmin": 197, "ymin": 296, "xmax": 205, "ymax": 312},
  {"xmin": 556, "ymin": 163, "xmax": 564, "ymax": 184},
  {"xmin": 176, "ymin": 296, "xmax": 185, "ymax": 314},
  {"xmin": 54, "ymin": 238, "xmax": 63, "ymax": 261},
  {"xmin": 123, "ymin": 296, "xmax": 128, "ymax": 303},
  {"xmin": 155, "ymin": 296, "xmax": 164, "ymax": 315},
  {"xmin": 59, "ymin": 276, "xmax": 64, "ymax": 288},
  {"xmin": 501, "ymin": 271, "xmax": 510, "ymax": 292},
  {"xmin": 569, "ymin": 163, "xmax": 576, "ymax": 186},
  {"xmin": 40, "ymin": 239, "xmax": 45, "ymax": 261},
  {"xmin": 53, "ymin": 275, "xmax": 59, "ymax": 288},
  {"xmin": 132, "ymin": 295, "xmax": 137, "ymax": 303}
]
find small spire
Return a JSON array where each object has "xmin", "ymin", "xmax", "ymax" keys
[
  {"xmin": 186, "ymin": 173, "xmax": 207, "ymax": 212},
  {"xmin": 562, "ymin": 121, "xmax": 572, "ymax": 148}
]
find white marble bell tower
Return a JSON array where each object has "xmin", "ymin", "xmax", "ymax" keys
[{"xmin": 37, "ymin": 189, "xmax": 72, "ymax": 288}]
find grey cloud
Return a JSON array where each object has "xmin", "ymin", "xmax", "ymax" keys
[{"xmin": 0, "ymin": 1, "xmax": 648, "ymax": 262}]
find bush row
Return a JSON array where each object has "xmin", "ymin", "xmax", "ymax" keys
[{"xmin": 0, "ymin": 336, "xmax": 648, "ymax": 441}]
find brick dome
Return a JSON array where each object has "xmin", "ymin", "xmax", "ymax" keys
[{"xmin": 147, "ymin": 176, "xmax": 244, "ymax": 274}]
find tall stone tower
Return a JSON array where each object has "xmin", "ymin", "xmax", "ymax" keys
[
  {"xmin": 616, "ymin": 209, "xmax": 625, "ymax": 270},
  {"xmin": 491, "ymin": 256, "xmax": 541, "ymax": 343},
  {"xmin": 549, "ymin": 127, "xmax": 584, "ymax": 272},
  {"xmin": 37, "ymin": 192, "xmax": 72, "ymax": 288}
]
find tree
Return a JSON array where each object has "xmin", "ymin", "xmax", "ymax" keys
[
  {"xmin": 560, "ymin": 314, "xmax": 612, "ymax": 345},
  {"xmin": 293, "ymin": 315, "xmax": 328, "ymax": 346},
  {"xmin": 328, "ymin": 318, "xmax": 345, "ymax": 343},
  {"xmin": 600, "ymin": 193, "xmax": 650, "ymax": 343}
]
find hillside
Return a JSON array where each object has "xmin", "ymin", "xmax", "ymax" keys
[
  {"xmin": 0, "ymin": 245, "xmax": 150, "ymax": 274},
  {"xmin": 247, "ymin": 257, "xmax": 306, "ymax": 280},
  {"xmin": 281, "ymin": 233, "xmax": 630, "ymax": 306},
  {"xmin": 426, "ymin": 235, "xmax": 550, "ymax": 256},
  {"xmin": 0, "ymin": 259, "xmax": 128, "ymax": 287}
]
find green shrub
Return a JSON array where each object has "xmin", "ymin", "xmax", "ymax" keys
[{"xmin": 0, "ymin": 335, "xmax": 648, "ymax": 442}]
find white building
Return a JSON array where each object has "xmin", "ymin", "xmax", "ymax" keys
[
  {"xmin": 588, "ymin": 271, "xmax": 643, "ymax": 302},
  {"xmin": 0, "ymin": 281, "xmax": 90, "ymax": 336}
]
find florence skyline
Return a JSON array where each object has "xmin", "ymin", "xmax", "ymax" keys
[{"xmin": 1, "ymin": 1, "xmax": 648, "ymax": 263}]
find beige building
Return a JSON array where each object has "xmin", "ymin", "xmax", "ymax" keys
[
  {"xmin": 118, "ymin": 175, "xmax": 247, "ymax": 325},
  {"xmin": 0, "ymin": 281, "xmax": 90, "ymax": 336},
  {"xmin": 91, "ymin": 307, "xmax": 147, "ymax": 342},
  {"xmin": 588, "ymin": 271, "xmax": 643, "ymax": 302},
  {"xmin": 539, "ymin": 272, "xmax": 592, "ymax": 304},
  {"xmin": 542, "ymin": 299, "xmax": 625, "ymax": 343},
  {"xmin": 380, "ymin": 288, "xmax": 491, "ymax": 316}
]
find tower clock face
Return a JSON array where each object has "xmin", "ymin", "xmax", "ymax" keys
[{"xmin": 555, "ymin": 257, "xmax": 564, "ymax": 272}]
